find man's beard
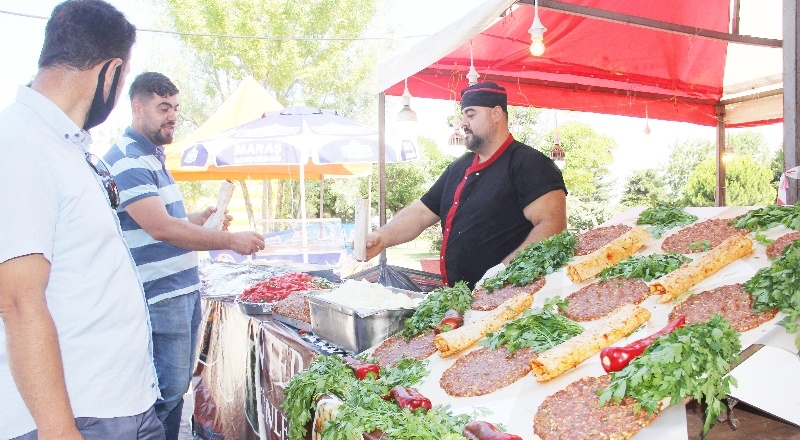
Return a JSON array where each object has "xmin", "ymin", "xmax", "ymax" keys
[
  {"xmin": 146, "ymin": 124, "xmax": 174, "ymax": 145},
  {"xmin": 465, "ymin": 132, "xmax": 485, "ymax": 152}
]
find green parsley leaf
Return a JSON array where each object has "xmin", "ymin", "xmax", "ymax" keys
[
  {"xmin": 481, "ymin": 297, "xmax": 583, "ymax": 353},
  {"xmin": 687, "ymin": 240, "xmax": 712, "ymax": 252},
  {"xmin": 743, "ymin": 241, "xmax": 800, "ymax": 350},
  {"xmin": 400, "ymin": 281, "xmax": 473, "ymax": 339},
  {"xmin": 599, "ymin": 253, "xmax": 691, "ymax": 282},
  {"xmin": 482, "ymin": 230, "xmax": 577, "ymax": 292},
  {"xmin": 636, "ymin": 207, "xmax": 698, "ymax": 238},
  {"xmin": 598, "ymin": 315, "xmax": 741, "ymax": 438},
  {"xmin": 733, "ymin": 204, "xmax": 800, "ymax": 231}
]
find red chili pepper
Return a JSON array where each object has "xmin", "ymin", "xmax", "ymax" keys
[
  {"xmin": 341, "ymin": 356, "xmax": 380, "ymax": 380},
  {"xmin": 600, "ymin": 315, "xmax": 686, "ymax": 373},
  {"xmin": 434, "ymin": 309, "xmax": 464, "ymax": 334},
  {"xmin": 362, "ymin": 429, "xmax": 387, "ymax": 440},
  {"xmin": 462, "ymin": 421, "xmax": 523, "ymax": 440},
  {"xmin": 389, "ymin": 386, "xmax": 431, "ymax": 412}
]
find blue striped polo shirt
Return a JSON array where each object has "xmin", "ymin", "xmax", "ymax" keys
[{"xmin": 104, "ymin": 127, "xmax": 201, "ymax": 304}]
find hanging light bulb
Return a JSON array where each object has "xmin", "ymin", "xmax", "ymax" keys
[
  {"xmin": 397, "ymin": 78, "xmax": 418, "ymax": 151},
  {"xmin": 467, "ymin": 40, "xmax": 480, "ymax": 85},
  {"xmin": 643, "ymin": 103, "xmax": 652, "ymax": 135},
  {"xmin": 723, "ymin": 139, "xmax": 734, "ymax": 162},
  {"xmin": 550, "ymin": 110, "xmax": 565, "ymax": 168},
  {"xmin": 528, "ymin": 0, "xmax": 547, "ymax": 57}
]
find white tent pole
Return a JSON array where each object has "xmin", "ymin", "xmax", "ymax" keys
[
  {"xmin": 784, "ymin": 0, "xmax": 799, "ymax": 205},
  {"xmin": 300, "ymin": 160, "xmax": 308, "ymax": 263}
]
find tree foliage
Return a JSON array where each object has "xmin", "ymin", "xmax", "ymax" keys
[
  {"xmin": 620, "ymin": 168, "xmax": 669, "ymax": 208},
  {"xmin": 161, "ymin": 0, "xmax": 382, "ymax": 119},
  {"xmin": 664, "ymin": 138, "xmax": 714, "ymax": 198},
  {"xmin": 684, "ymin": 156, "xmax": 776, "ymax": 206}
]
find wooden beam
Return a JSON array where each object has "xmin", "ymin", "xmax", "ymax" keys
[
  {"xmin": 715, "ymin": 106, "xmax": 727, "ymax": 207},
  {"xmin": 784, "ymin": 0, "xmax": 800, "ymax": 205},
  {"xmin": 420, "ymin": 68, "xmax": 719, "ymax": 106},
  {"xmin": 518, "ymin": 0, "xmax": 783, "ymax": 48}
]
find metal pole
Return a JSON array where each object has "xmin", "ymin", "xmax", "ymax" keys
[
  {"xmin": 784, "ymin": 0, "xmax": 800, "ymax": 205},
  {"xmin": 378, "ymin": 92, "xmax": 387, "ymax": 264},
  {"xmin": 715, "ymin": 106, "xmax": 726, "ymax": 207}
]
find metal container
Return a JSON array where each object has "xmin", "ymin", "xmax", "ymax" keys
[{"xmin": 307, "ymin": 287, "xmax": 425, "ymax": 353}]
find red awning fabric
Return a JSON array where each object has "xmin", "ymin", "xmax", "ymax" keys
[{"xmin": 381, "ymin": 0, "xmax": 740, "ymax": 126}]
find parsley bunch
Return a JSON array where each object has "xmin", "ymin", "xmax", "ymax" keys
[
  {"xmin": 743, "ymin": 241, "xmax": 800, "ymax": 350},
  {"xmin": 733, "ymin": 204, "xmax": 800, "ymax": 231},
  {"xmin": 283, "ymin": 356, "xmax": 428, "ymax": 440},
  {"xmin": 636, "ymin": 207, "xmax": 698, "ymax": 238},
  {"xmin": 598, "ymin": 315, "xmax": 741, "ymax": 437},
  {"xmin": 400, "ymin": 281, "xmax": 473, "ymax": 339},
  {"xmin": 482, "ymin": 230, "xmax": 577, "ymax": 292},
  {"xmin": 599, "ymin": 253, "xmax": 690, "ymax": 282},
  {"xmin": 482, "ymin": 297, "xmax": 583, "ymax": 353}
]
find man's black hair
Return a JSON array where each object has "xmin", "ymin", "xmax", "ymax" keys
[
  {"xmin": 38, "ymin": 0, "xmax": 136, "ymax": 70},
  {"xmin": 129, "ymin": 72, "xmax": 180, "ymax": 101}
]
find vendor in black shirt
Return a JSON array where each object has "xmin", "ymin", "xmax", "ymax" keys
[{"xmin": 365, "ymin": 82, "xmax": 567, "ymax": 289}]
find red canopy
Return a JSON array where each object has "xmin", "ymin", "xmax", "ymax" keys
[{"xmin": 379, "ymin": 0, "xmax": 775, "ymax": 127}]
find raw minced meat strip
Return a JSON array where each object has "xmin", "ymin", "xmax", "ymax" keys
[
  {"xmin": 565, "ymin": 278, "xmax": 650, "ymax": 321},
  {"xmin": 766, "ymin": 231, "xmax": 800, "ymax": 258},
  {"xmin": 270, "ymin": 292, "xmax": 311, "ymax": 323},
  {"xmin": 575, "ymin": 225, "xmax": 632, "ymax": 256},
  {"xmin": 440, "ymin": 346, "xmax": 536, "ymax": 397},
  {"xmin": 669, "ymin": 283, "xmax": 777, "ymax": 332},
  {"xmin": 534, "ymin": 375, "xmax": 655, "ymax": 440},
  {"xmin": 371, "ymin": 331, "xmax": 437, "ymax": 367},
  {"xmin": 661, "ymin": 218, "xmax": 746, "ymax": 254},
  {"xmin": 472, "ymin": 277, "xmax": 545, "ymax": 311}
]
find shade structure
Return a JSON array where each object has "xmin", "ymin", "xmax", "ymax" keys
[{"xmin": 377, "ymin": 0, "xmax": 783, "ymax": 128}]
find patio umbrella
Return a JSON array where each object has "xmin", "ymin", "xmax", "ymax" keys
[{"xmin": 180, "ymin": 105, "xmax": 417, "ymax": 259}]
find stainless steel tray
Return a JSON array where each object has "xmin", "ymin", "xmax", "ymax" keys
[
  {"xmin": 273, "ymin": 313, "xmax": 312, "ymax": 333},
  {"xmin": 236, "ymin": 301, "xmax": 272, "ymax": 315},
  {"xmin": 307, "ymin": 287, "xmax": 425, "ymax": 353}
]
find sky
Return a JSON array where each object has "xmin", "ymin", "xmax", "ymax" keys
[{"xmin": 0, "ymin": 0, "xmax": 785, "ymax": 200}]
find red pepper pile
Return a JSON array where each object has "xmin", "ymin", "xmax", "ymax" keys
[{"xmin": 237, "ymin": 272, "xmax": 329, "ymax": 303}]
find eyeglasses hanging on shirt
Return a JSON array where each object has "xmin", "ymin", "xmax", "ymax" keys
[{"xmin": 85, "ymin": 153, "xmax": 120, "ymax": 209}]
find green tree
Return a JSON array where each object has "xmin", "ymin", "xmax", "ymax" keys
[
  {"xmin": 728, "ymin": 131, "xmax": 770, "ymax": 163},
  {"xmin": 566, "ymin": 195, "xmax": 614, "ymax": 232},
  {"xmin": 178, "ymin": 181, "xmax": 218, "ymax": 212},
  {"xmin": 684, "ymin": 156, "xmax": 775, "ymax": 206},
  {"xmin": 539, "ymin": 122, "xmax": 616, "ymax": 201},
  {"xmin": 664, "ymin": 138, "xmax": 714, "ymax": 199},
  {"xmin": 620, "ymin": 169, "xmax": 669, "ymax": 208},
  {"xmin": 161, "ymin": 0, "xmax": 382, "ymax": 119},
  {"xmin": 508, "ymin": 106, "xmax": 544, "ymax": 147}
]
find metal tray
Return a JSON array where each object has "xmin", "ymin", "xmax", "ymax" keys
[
  {"xmin": 273, "ymin": 313, "xmax": 312, "ymax": 333},
  {"xmin": 236, "ymin": 301, "xmax": 272, "ymax": 315},
  {"xmin": 307, "ymin": 287, "xmax": 425, "ymax": 353}
]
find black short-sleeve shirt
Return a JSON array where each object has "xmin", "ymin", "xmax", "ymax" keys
[{"xmin": 420, "ymin": 136, "xmax": 566, "ymax": 289}]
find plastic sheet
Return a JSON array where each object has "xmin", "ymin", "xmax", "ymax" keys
[{"xmin": 346, "ymin": 262, "xmax": 443, "ymax": 293}]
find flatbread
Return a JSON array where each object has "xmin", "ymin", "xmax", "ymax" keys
[
  {"xmin": 575, "ymin": 224, "xmax": 632, "ymax": 256},
  {"xmin": 650, "ymin": 234, "xmax": 753, "ymax": 303},
  {"xmin": 534, "ymin": 375, "xmax": 655, "ymax": 440},
  {"xmin": 439, "ymin": 346, "xmax": 536, "ymax": 397},
  {"xmin": 661, "ymin": 218, "xmax": 746, "ymax": 254},
  {"xmin": 371, "ymin": 331, "xmax": 437, "ymax": 367},
  {"xmin": 766, "ymin": 231, "xmax": 800, "ymax": 258},
  {"xmin": 471, "ymin": 276, "xmax": 546, "ymax": 311},
  {"xmin": 566, "ymin": 226, "xmax": 651, "ymax": 284},
  {"xmin": 564, "ymin": 278, "xmax": 650, "ymax": 322},
  {"xmin": 434, "ymin": 292, "xmax": 534, "ymax": 358},
  {"xmin": 529, "ymin": 304, "xmax": 651, "ymax": 382},
  {"xmin": 669, "ymin": 284, "xmax": 778, "ymax": 332}
]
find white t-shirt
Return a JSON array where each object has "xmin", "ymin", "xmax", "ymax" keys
[{"xmin": 0, "ymin": 86, "xmax": 159, "ymax": 439}]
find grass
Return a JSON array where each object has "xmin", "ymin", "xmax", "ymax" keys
[{"xmin": 385, "ymin": 240, "xmax": 438, "ymax": 270}]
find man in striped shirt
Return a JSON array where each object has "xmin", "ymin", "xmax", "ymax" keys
[{"xmin": 104, "ymin": 72, "xmax": 265, "ymax": 440}]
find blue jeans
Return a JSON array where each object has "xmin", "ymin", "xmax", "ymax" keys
[
  {"xmin": 148, "ymin": 292, "xmax": 202, "ymax": 440},
  {"xmin": 12, "ymin": 405, "xmax": 165, "ymax": 440}
]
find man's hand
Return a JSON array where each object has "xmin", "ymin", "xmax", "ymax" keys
[
  {"xmin": 227, "ymin": 231, "xmax": 266, "ymax": 255},
  {"xmin": 363, "ymin": 231, "xmax": 385, "ymax": 261}
]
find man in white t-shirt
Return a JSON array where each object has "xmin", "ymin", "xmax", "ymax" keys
[{"xmin": 0, "ymin": 1, "xmax": 163, "ymax": 439}]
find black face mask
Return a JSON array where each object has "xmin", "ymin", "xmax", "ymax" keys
[{"xmin": 84, "ymin": 61, "xmax": 122, "ymax": 131}]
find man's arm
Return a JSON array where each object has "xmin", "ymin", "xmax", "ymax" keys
[
  {"xmin": 0, "ymin": 255, "xmax": 83, "ymax": 440},
  {"xmin": 501, "ymin": 189, "xmax": 567, "ymax": 264},
  {"xmin": 124, "ymin": 196, "xmax": 265, "ymax": 255},
  {"xmin": 364, "ymin": 200, "xmax": 440, "ymax": 260}
]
